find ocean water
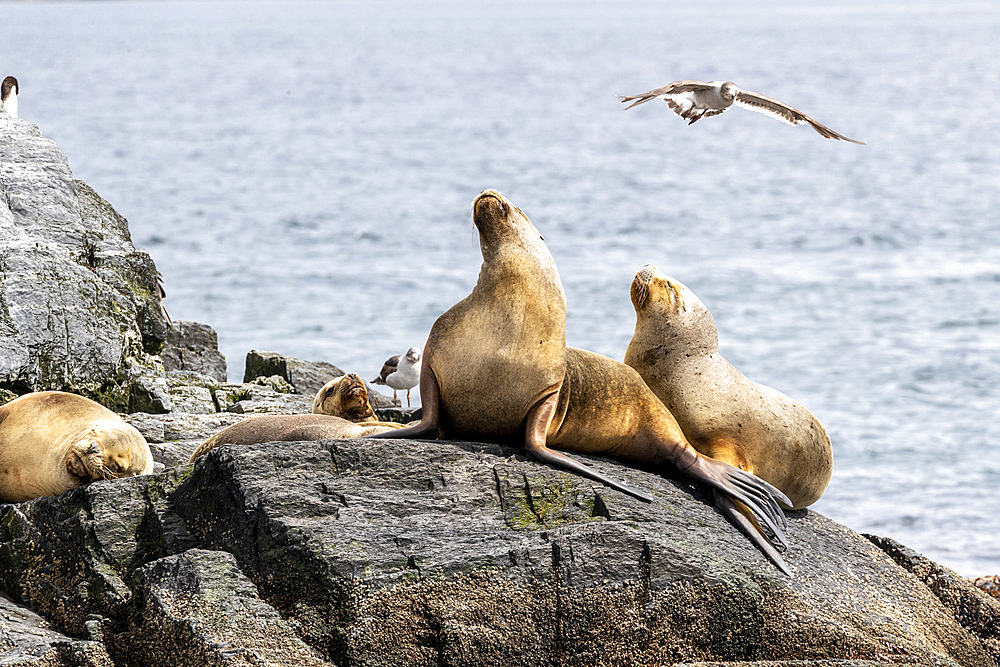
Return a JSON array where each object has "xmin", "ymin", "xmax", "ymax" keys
[{"xmin": 5, "ymin": 0, "xmax": 998, "ymax": 576}]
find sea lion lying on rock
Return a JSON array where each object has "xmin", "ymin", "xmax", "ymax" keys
[
  {"xmin": 312, "ymin": 373, "xmax": 378, "ymax": 422},
  {"xmin": 370, "ymin": 189, "xmax": 791, "ymax": 571},
  {"xmin": 190, "ymin": 414, "xmax": 403, "ymax": 463},
  {"xmin": 0, "ymin": 391, "xmax": 154, "ymax": 502}
]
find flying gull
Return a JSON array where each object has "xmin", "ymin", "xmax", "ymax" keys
[{"xmin": 620, "ymin": 80, "xmax": 864, "ymax": 144}]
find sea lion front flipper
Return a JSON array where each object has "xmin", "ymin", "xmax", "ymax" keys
[
  {"xmin": 525, "ymin": 391, "xmax": 654, "ymax": 503},
  {"xmin": 714, "ymin": 489, "xmax": 793, "ymax": 577},
  {"xmin": 367, "ymin": 364, "xmax": 440, "ymax": 440}
]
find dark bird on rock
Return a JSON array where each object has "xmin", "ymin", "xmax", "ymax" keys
[
  {"xmin": 371, "ymin": 347, "xmax": 422, "ymax": 406},
  {"xmin": 1, "ymin": 76, "xmax": 18, "ymax": 118}
]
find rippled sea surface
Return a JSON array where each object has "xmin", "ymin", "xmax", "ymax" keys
[{"xmin": 6, "ymin": 0, "xmax": 999, "ymax": 575}]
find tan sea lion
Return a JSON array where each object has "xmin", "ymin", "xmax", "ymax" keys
[
  {"xmin": 190, "ymin": 414, "xmax": 403, "ymax": 463},
  {"xmin": 312, "ymin": 374, "xmax": 378, "ymax": 422},
  {"xmin": 371, "ymin": 190, "xmax": 791, "ymax": 571},
  {"xmin": 0, "ymin": 391, "xmax": 154, "ymax": 503},
  {"xmin": 625, "ymin": 266, "xmax": 834, "ymax": 571},
  {"xmin": 625, "ymin": 265, "xmax": 833, "ymax": 508}
]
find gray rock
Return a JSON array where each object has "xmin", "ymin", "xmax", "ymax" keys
[
  {"xmin": 122, "ymin": 412, "xmax": 245, "ymax": 469},
  {"xmin": 160, "ymin": 321, "xmax": 227, "ymax": 382},
  {"xmin": 163, "ymin": 371, "xmax": 219, "ymax": 414},
  {"xmin": 0, "ymin": 590, "xmax": 114, "ymax": 666},
  {"xmin": 221, "ymin": 383, "xmax": 312, "ymax": 415},
  {"xmin": 120, "ymin": 549, "xmax": 332, "ymax": 666},
  {"xmin": 171, "ymin": 439, "xmax": 997, "ymax": 667},
  {"xmin": 242, "ymin": 349, "xmax": 396, "ymax": 408},
  {"xmin": 375, "ymin": 405, "xmax": 423, "ymax": 424},
  {"xmin": 0, "ymin": 116, "xmax": 167, "ymax": 410},
  {"xmin": 0, "ymin": 438, "xmax": 995, "ymax": 666},
  {"xmin": 243, "ymin": 350, "xmax": 343, "ymax": 395},
  {"xmin": 0, "ymin": 470, "xmax": 190, "ymax": 637}
]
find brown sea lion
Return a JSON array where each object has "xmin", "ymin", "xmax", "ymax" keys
[
  {"xmin": 0, "ymin": 391, "xmax": 154, "ymax": 502},
  {"xmin": 625, "ymin": 265, "xmax": 834, "ymax": 572},
  {"xmin": 312, "ymin": 373, "xmax": 378, "ymax": 422},
  {"xmin": 190, "ymin": 414, "xmax": 402, "ymax": 463},
  {"xmin": 370, "ymin": 190, "xmax": 791, "ymax": 570}
]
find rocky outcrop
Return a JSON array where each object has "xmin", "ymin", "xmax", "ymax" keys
[
  {"xmin": 118, "ymin": 549, "xmax": 332, "ymax": 666},
  {"xmin": 245, "ymin": 349, "xmax": 397, "ymax": 408},
  {"xmin": 0, "ymin": 438, "xmax": 997, "ymax": 666},
  {"xmin": 160, "ymin": 321, "xmax": 227, "ymax": 383},
  {"xmin": 0, "ymin": 114, "xmax": 168, "ymax": 412},
  {"xmin": 1, "ymin": 591, "xmax": 113, "ymax": 666}
]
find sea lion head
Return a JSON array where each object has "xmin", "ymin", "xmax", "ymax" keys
[
  {"xmin": 312, "ymin": 374, "xmax": 377, "ymax": 422},
  {"xmin": 630, "ymin": 265, "xmax": 719, "ymax": 354},
  {"xmin": 65, "ymin": 420, "xmax": 153, "ymax": 482},
  {"xmin": 472, "ymin": 189, "xmax": 546, "ymax": 261}
]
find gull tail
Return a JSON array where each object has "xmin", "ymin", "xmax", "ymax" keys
[{"xmin": 619, "ymin": 93, "xmax": 658, "ymax": 110}]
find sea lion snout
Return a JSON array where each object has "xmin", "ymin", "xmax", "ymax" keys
[
  {"xmin": 473, "ymin": 189, "xmax": 508, "ymax": 221},
  {"xmin": 631, "ymin": 265, "xmax": 687, "ymax": 314},
  {"xmin": 631, "ymin": 265, "xmax": 657, "ymax": 309}
]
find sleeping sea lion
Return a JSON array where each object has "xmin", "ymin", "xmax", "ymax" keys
[{"xmin": 0, "ymin": 391, "xmax": 154, "ymax": 502}]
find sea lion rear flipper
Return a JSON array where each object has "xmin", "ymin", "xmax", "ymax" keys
[
  {"xmin": 368, "ymin": 364, "xmax": 440, "ymax": 440},
  {"xmin": 685, "ymin": 456, "xmax": 790, "ymax": 550},
  {"xmin": 525, "ymin": 392, "xmax": 653, "ymax": 503},
  {"xmin": 714, "ymin": 489, "xmax": 792, "ymax": 577}
]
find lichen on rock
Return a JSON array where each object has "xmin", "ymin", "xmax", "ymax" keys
[{"xmin": 0, "ymin": 115, "xmax": 168, "ymax": 410}]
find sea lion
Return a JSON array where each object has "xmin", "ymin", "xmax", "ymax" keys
[
  {"xmin": 371, "ymin": 190, "xmax": 791, "ymax": 570},
  {"xmin": 0, "ymin": 391, "xmax": 154, "ymax": 503},
  {"xmin": 313, "ymin": 373, "xmax": 379, "ymax": 422},
  {"xmin": 625, "ymin": 266, "xmax": 834, "ymax": 571},
  {"xmin": 625, "ymin": 265, "xmax": 834, "ymax": 508},
  {"xmin": 190, "ymin": 414, "xmax": 402, "ymax": 463}
]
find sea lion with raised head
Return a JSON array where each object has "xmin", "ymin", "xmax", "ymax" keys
[
  {"xmin": 190, "ymin": 414, "xmax": 403, "ymax": 463},
  {"xmin": 313, "ymin": 373, "xmax": 379, "ymax": 422},
  {"xmin": 0, "ymin": 391, "xmax": 155, "ymax": 502},
  {"xmin": 625, "ymin": 265, "xmax": 834, "ymax": 570},
  {"xmin": 371, "ymin": 190, "xmax": 792, "ymax": 571}
]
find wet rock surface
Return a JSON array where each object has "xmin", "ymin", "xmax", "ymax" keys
[{"xmin": 0, "ymin": 437, "xmax": 996, "ymax": 666}]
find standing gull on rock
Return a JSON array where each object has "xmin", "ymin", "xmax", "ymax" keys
[
  {"xmin": 1, "ymin": 77, "xmax": 18, "ymax": 118},
  {"xmin": 371, "ymin": 347, "xmax": 421, "ymax": 406},
  {"xmin": 620, "ymin": 80, "xmax": 864, "ymax": 144}
]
